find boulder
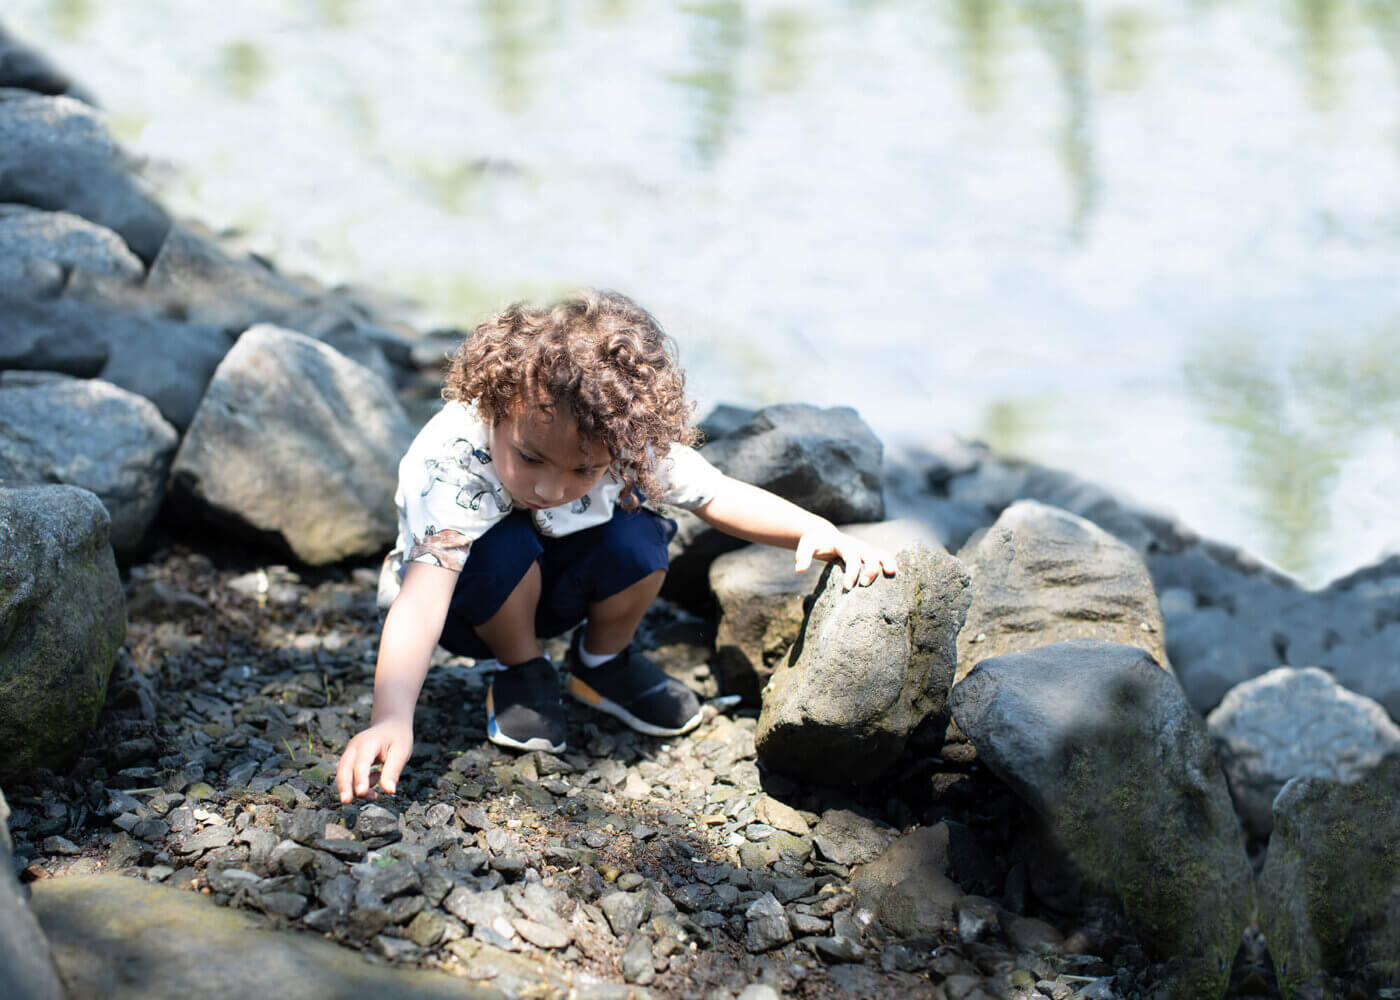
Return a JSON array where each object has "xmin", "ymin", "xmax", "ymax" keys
[
  {"xmin": 1207, "ymin": 667, "xmax": 1400, "ymax": 839},
  {"xmin": 946, "ymin": 455, "xmax": 1179, "ymax": 556},
  {"xmin": 169, "ymin": 324, "xmax": 415, "ymax": 565},
  {"xmin": 710, "ymin": 519, "xmax": 942, "ymax": 705},
  {"xmin": 1327, "ymin": 623, "xmax": 1400, "ymax": 723},
  {"xmin": 664, "ymin": 402, "xmax": 887, "ymax": 612},
  {"xmin": 0, "ymin": 292, "xmax": 232, "ymax": 430},
  {"xmin": 1257, "ymin": 754, "xmax": 1400, "ymax": 997},
  {"xmin": 755, "ymin": 544, "xmax": 970, "ymax": 783},
  {"xmin": 850, "ymin": 824, "xmax": 965, "ymax": 939},
  {"xmin": 949, "ymin": 640, "xmax": 1253, "ymax": 998},
  {"xmin": 0, "ymin": 24, "xmax": 93, "ymax": 100},
  {"xmin": 0, "ymin": 377, "xmax": 178, "ymax": 554},
  {"xmin": 955, "ymin": 501, "xmax": 1170, "ymax": 683},
  {"xmin": 699, "ymin": 403, "xmax": 885, "ymax": 524},
  {"xmin": 1164, "ymin": 607, "xmax": 1279, "ymax": 714},
  {"xmin": 0, "ymin": 204, "xmax": 144, "ymax": 285},
  {"xmin": 0, "ymin": 787, "xmax": 64, "ymax": 1000},
  {"xmin": 138, "ymin": 222, "xmax": 312, "ymax": 334},
  {"xmin": 0, "ymin": 485, "xmax": 125, "ymax": 780},
  {"xmin": 0, "ymin": 91, "xmax": 169, "ymax": 261},
  {"xmin": 0, "ymin": 290, "xmax": 109, "ymax": 376}
]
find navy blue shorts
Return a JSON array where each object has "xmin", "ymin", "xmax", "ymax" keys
[{"xmin": 437, "ymin": 507, "xmax": 677, "ymax": 660}]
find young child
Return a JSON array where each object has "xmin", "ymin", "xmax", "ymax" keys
[{"xmin": 336, "ymin": 290, "xmax": 896, "ymax": 803}]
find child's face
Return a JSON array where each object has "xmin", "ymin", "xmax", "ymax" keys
[{"xmin": 490, "ymin": 401, "xmax": 612, "ymax": 510}]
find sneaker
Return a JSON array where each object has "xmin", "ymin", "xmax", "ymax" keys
[
  {"xmin": 567, "ymin": 634, "xmax": 703, "ymax": 737},
  {"xmin": 486, "ymin": 657, "xmax": 568, "ymax": 753}
]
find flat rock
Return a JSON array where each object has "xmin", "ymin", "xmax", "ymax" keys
[{"xmin": 29, "ymin": 874, "xmax": 511, "ymax": 1000}]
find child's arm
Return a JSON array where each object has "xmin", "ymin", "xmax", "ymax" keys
[
  {"xmin": 335, "ymin": 561, "xmax": 459, "ymax": 802},
  {"xmin": 693, "ymin": 474, "xmax": 898, "ymax": 589}
]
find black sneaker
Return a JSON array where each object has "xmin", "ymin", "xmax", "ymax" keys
[
  {"xmin": 486, "ymin": 657, "xmax": 568, "ymax": 753},
  {"xmin": 567, "ymin": 634, "xmax": 703, "ymax": 737}
]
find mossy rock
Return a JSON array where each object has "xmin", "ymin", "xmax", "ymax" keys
[{"xmin": 0, "ymin": 486, "xmax": 125, "ymax": 781}]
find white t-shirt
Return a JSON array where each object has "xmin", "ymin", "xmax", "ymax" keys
[{"xmin": 379, "ymin": 401, "xmax": 723, "ymax": 606}]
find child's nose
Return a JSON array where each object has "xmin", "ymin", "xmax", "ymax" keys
[{"xmin": 538, "ymin": 474, "xmax": 566, "ymax": 502}]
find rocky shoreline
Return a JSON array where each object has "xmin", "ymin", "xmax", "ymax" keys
[{"xmin": 3, "ymin": 20, "xmax": 1400, "ymax": 1000}]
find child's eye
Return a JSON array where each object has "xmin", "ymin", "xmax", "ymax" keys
[{"xmin": 518, "ymin": 450, "xmax": 541, "ymax": 465}]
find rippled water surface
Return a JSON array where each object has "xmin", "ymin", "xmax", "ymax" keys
[{"xmin": 8, "ymin": 0, "xmax": 1399, "ymax": 585}]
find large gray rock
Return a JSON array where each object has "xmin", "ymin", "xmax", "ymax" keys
[
  {"xmin": 0, "ymin": 485, "xmax": 125, "ymax": 780},
  {"xmin": 0, "ymin": 292, "xmax": 232, "ymax": 430},
  {"xmin": 137, "ymin": 222, "xmax": 313, "ymax": 334},
  {"xmin": 949, "ymin": 640, "xmax": 1253, "ymax": 998},
  {"xmin": 755, "ymin": 544, "xmax": 970, "ymax": 783},
  {"xmin": 0, "ymin": 24, "xmax": 92, "ymax": 100},
  {"xmin": 0, "ymin": 787, "xmax": 65, "ymax": 1000},
  {"xmin": 0, "ymin": 204, "xmax": 144, "ymax": 285},
  {"xmin": 0, "ymin": 290, "xmax": 109, "ymax": 376},
  {"xmin": 0, "ymin": 91, "xmax": 169, "ymax": 261},
  {"xmin": 170, "ymin": 325, "xmax": 415, "ymax": 565},
  {"xmin": 1258, "ymin": 754, "xmax": 1400, "ymax": 998},
  {"xmin": 30, "ymin": 873, "xmax": 511, "ymax": 1000},
  {"xmin": 1206, "ymin": 667, "xmax": 1400, "ymax": 839},
  {"xmin": 699, "ymin": 403, "xmax": 885, "ymax": 524},
  {"xmin": 955, "ymin": 500, "xmax": 1170, "ymax": 683},
  {"xmin": 946, "ymin": 454, "xmax": 1180, "ymax": 556},
  {"xmin": 710, "ymin": 519, "xmax": 941, "ymax": 705},
  {"xmin": 1164, "ymin": 607, "xmax": 1279, "ymax": 714},
  {"xmin": 1325, "ymin": 623, "xmax": 1400, "ymax": 723},
  {"xmin": 0, "ymin": 377, "xmax": 178, "ymax": 554}
]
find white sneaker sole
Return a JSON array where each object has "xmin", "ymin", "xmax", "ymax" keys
[{"xmin": 568, "ymin": 676, "xmax": 703, "ymax": 737}]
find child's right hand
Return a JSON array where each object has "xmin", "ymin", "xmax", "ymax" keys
[{"xmin": 335, "ymin": 718, "xmax": 414, "ymax": 803}]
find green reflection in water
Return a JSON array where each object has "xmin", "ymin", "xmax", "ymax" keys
[
  {"xmin": 402, "ymin": 276, "xmax": 571, "ymax": 333},
  {"xmin": 46, "ymin": 0, "xmax": 92, "ymax": 40},
  {"xmin": 318, "ymin": 0, "xmax": 355, "ymax": 29},
  {"xmin": 415, "ymin": 160, "xmax": 485, "ymax": 214},
  {"xmin": 978, "ymin": 395, "xmax": 1057, "ymax": 459},
  {"xmin": 1294, "ymin": 0, "xmax": 1344, "ymax": 108},
  {"xmin": 594, "ymin": 0, "xmax": 630, "ymax": 21},
  {"xmin": 1103, "ymin": 7, "xmax": 1149, "ymax": 92},
  {"xmin": 671, "ymin": 2, "xmax": 745, "ymax": 164},
  {"xmin": 220, "ymin": 41, "xmax": 269, "ymax": 101},
  {"xmin": 1185, "ymin": 331, "xmax": 1400, "ymax": 577},
  {"xmin": 1020, "ymin": 0, "xmax": 1096, "ymax": 244},
  {"xmin": 483, "ymin": 0, "xmax": 544, "ymax": 113},
  {"xmin": 761, "ymin": 9, "xmax": 810, "ymax": 93},
  {"xmin": 948, "ymin": 0, "xmax": 1005, "ymax": 111}
]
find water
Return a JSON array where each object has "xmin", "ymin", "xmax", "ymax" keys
[{"xmin": 7, "ymin": 0, "xmax": 1399, "ymax": 586}]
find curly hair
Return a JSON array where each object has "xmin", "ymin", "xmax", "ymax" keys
[{"xmin": 444, "ymin": 290, "xmax": 698, "ymax": 507}]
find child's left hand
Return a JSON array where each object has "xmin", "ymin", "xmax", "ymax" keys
[{"xmin": 794, "ymin": 527, "xmax": 899, "ymax": 590}]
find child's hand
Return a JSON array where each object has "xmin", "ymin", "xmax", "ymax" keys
[
  {"xmin": 794, "ymin": 527, "xmax": 899, "ymax": 590},
  {"xmin": 335, "ymin": 718, "xmax": 414, "ymax": 803}
]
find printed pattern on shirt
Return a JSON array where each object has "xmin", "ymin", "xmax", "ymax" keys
[
  {"xmin": 407, "ymin": 527, "xmax": 472, "ymax": 571},
  {"xmin": 421, "ymin": 437, "xmax": 510, "ymax": 514}
]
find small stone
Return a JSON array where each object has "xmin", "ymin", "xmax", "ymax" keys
[
  {"xmin": 208, "ymin": 868, "xmax": 261, "ymax": 894},
  {"xmin": 42, "ymin": 835, "xmax": 81, "ymax": 856},
  {"xmin": 513, "ymin": 917, "xmax": 571, "ymax": 949},
  {"xmin": 620, "ymin": 932, "xmax": 655, "ymax": 984},
  {"xmin": 616, "ymin": 872, "xmax": 645, "ymax": 892},
  {"xmin": 744, "ymin": 893, "xmax": 792, "ymax": 952},
  {"xmin": 406, "ymin": 910, "xmax": 448, "ymax": 948},
  {"xmin": 599, "ymin": 891, "xmax": 647, "ymax": 938},
  {"xmin": 755, "ymin": 795, "xmax": 810, "ymax": 835},
  {"xmin": 457, "ymin": 804, "xmax": 490, "ymax": 830},
  {"xmin": 812, "ymin": 935, "xmax": 864, "ymax": 963},
  {"xmin": 132, "ymin": 818, "xmax": 170, "ymax": 842},
  {"xmin": 180, "ymin": 825, "xmax": 235, "ymax": 854},
  {"xmin": 355, "ymin": 804, "xmax": 400, "ymax": 838},
  {"xmin": 259, "ymin": 891, "xmax": 308, "ymax": 918},
  {"xmin": 315, "ymin": 837, "xmax": 367, "ymax": 862}
]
